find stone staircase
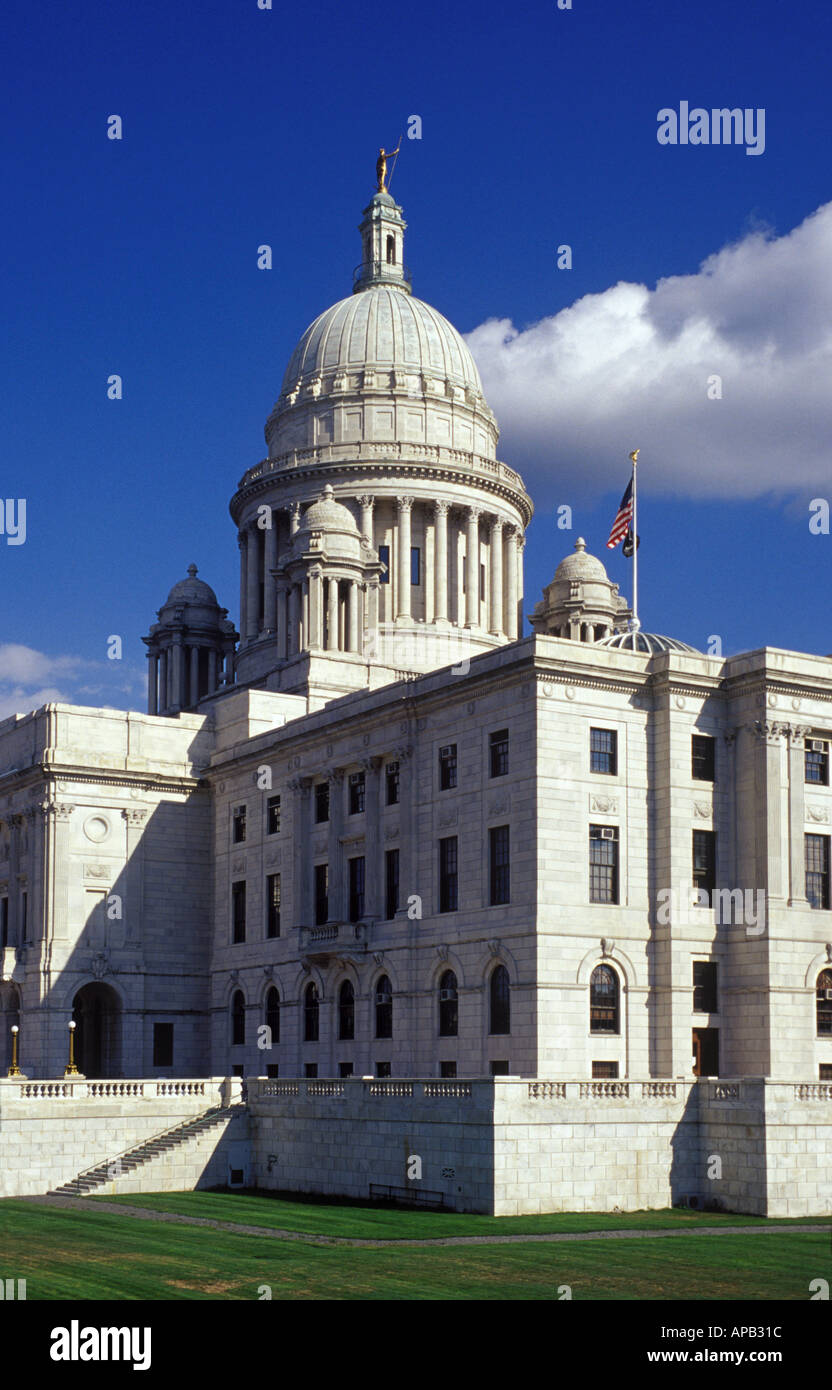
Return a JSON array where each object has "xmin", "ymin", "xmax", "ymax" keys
[{"xmin": 48, "ymin": 1105, "xmax": 243, "ymax": 1197}]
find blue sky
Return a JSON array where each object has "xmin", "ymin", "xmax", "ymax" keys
[{"xmin": 3, "ymin": 0, "xmax": 832, "ymax": 715}]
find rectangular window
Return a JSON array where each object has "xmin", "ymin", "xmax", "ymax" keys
[
  {"xmin": 439, "ymin": 743, "xmax": 457, "ymax": 791},
  {"xmin": 348, "ymin": 771, "xmax": 365, "ymax": 815},
  {"xmin": 153, "ymin": 1023, "xmax": 174, "ymax": 1068},
  {"xmin": 440, "ymin": 1061, "xmax": 457, "ymax": 1078},
  {"xmin": 315, "ymin": 781, "xmax": 330, "ymax": 823},
  {"xmin": 806, "ymin": 833, "xmax": 830, "ymax": 909},
  {"xmin": 480, "ymin": 563, "xmax": 486, "ymax": 601},
  {"xmin": 692, "ymin": 1027, "xmax": 719, "ymax": 1077},
  {"xmin": 589, "ymin": 825, "xmax": 619, "ymax": 904},
  {"xmin": 0, "ymin": 897, "xmax": 7, "ymax": 950},
  {"xmin": 232, "ymin": 805, "xmax": 247, "ymax": 843},
  {"xmin": 21, "ymin": 891, "xmax": 28, "ymax": 942},
  {"xmin": 266, "ymin": 1063, "xmax": 279, "ymax": 1078},
  {"xmin": 376, "ymin": 1061, "xmax": 392, "ymax": 1078},
  {"xmin": 489, "ymin": 1060, "xmax": 510, "ymax": 1076},
  {"xmin": 266, "ymin": 872, "xmax": 281, "ymax": 939},
  {"xmin": 349, "ymin": 856, "xmax": 365, "ymax": 922},
  {"xmin": 590, "ymin": 728, "xmax": 617, "ymax": 776},
  {"xmin": 379, "ymin": 544, "xmax": 390, "ymax": 583},
  {"xmin": 385, "ymin": 848, "xmax": 400, "ymax": 920},
  {"xmin": 314, "ymin": 864, "xmax": 329, "ymax": 925},
  {"xmin": 231, "ymin": 881, "xmax": 246, "ymax": 944},
  {"xmin": 385, "ymin": 760, "xmax": 399, "ymax": 805},
  {"xmin": 266, "ymin": 795, "xmax": 281, "ymax": 835},
  {"xmin": 591, "ymin": 1061, "xmax": 619, "ymax": 1079},
  {"xmin": 304, "ymin": 1063, "xmax": 318, "ymax": 1078},
  {"xmin": 805, "ymin": 739, "xmax": 830, "ymax": 786},
  {"xmin": 489, "ymin": 825, "xmax": 510, "ymax": 905},
  {"xmin": 489, "ymin": 728, "xmax": 509, "ymax": 778},
  {"xmin": 339, "ymin": 1061, "xmax": 354, "ymax": 1078},
  {"xmin": 692, "ymin": 830, "xmax": 716, "ymax": 905},
  {"xmin": 692, "ymin": 734, "xmax": 716, "ymax": 782},
  {"xmin": 411, "ymin": 546, "xmax": 421, "ymax": 586},
  {"xmin": 820, "ymin": 1064, "xmax": 832, "ymax": 1081},
  {"xmin": 439, "ymin": 836, "xmax": 458, "ymax": 913},
  {"xmin": 693, "ymin": 960, "xmax": 718, "ymax": 1013}
]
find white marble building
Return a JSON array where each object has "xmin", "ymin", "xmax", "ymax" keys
[{"xmin": 1, "ymin": 179, "xmax": 831, "ymax": 1213}]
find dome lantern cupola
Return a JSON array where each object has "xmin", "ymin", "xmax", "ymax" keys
[
  {"xmin": 143, "ymin": 565, "xmax": 238, "ymax": 716},
  {"xmin": 531, "ymin": 537, "xmax": 631, "ymax": 642},
  {"xmin": 353, "ymin": 190, "xmax": 411, "ymax": 295}
]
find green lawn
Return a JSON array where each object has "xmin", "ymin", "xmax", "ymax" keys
[
  {"xmin": 86, "ymin": 1189, "xmax": 832, "ymax": 1240},
  {"xmin": 0, "ymin": 1197, "xmax": 828, "ymax": 1300}
]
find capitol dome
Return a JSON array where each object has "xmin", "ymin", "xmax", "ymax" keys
[
  {"xmin": 229, "ymin": 174, "xmax": 533, "ymax": 700},
  {"xmin": 278, "ymin": 288, "xmax": 486, "ymax": 407}
]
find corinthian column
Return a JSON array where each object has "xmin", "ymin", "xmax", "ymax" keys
[
  {"xmin": 396, "ymin": 496, "xmax": 413, "ymax": 621},
  {"xmin": 489, "ymin": 517, "xmax": 504, "ymax": 635},
  {"xmin": 189, "ymin": 644, "xmax": 199, "ymax": 707},
  {"xmin": 264, "ymin": 509, "xmax": 277, "ymax": 632},
  {"xmin": 348, "ymin": 581, "xmax": 359, "ymax": 652},
  {"xmin": 238, "ymin": 533, "xmax": 248, "ymax": 644},
  {"xmin": 309, "ymin": 567, "xmax": 323, "ymax": 649},
  {"xmin": 434, "ymin": 501, "xmax": 449, "ymax": 623},
  {"xmin": 465, "ymin": 507, "xmax": 481, "ymax": 628},
  {"xmin": 358, "ymin": 495, "xmax": 374, "ymax": 544},
  {"xmin": 246, "ymin": 524, "xmax": 260, "ymax": 639},
  {"xmin": 327, "ymin": 577, "xmax": 339, "ymax": 651},
  {"xmin": 147, "ymin": 652, "xmax": 158, "ymax": 715},
  {"xmin": 504, "ymin": 527, "xmax": 518, "ymax": 639}
]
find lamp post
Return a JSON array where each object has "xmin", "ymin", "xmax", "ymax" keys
[
  {"xmin": 64, "ymin": 1019, "xmax": 80, "ymax": 1078},
  {"xmin": 7, "ymin": 1023, "xmax": 21, "ymax": 1077}
]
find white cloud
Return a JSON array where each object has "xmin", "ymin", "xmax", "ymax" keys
[
  {"xmin": 465, "ymin": 201, "xmax": 832, "ymax": 506},
  {"xmin": 0, "ymin": 646, "xmax": 144, "ymax": 722}
]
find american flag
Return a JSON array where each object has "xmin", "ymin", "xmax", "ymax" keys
[{"xmin": 606, "ymin": 477, "xmax": 634, "ymax": 549}]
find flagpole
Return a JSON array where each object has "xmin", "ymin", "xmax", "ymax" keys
[{"xmin": 630, "ymin": 449, "xmax": 639, "ymax": 631}]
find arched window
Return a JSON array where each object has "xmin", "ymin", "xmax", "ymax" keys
[
  {"xmin": 338, "ymin": 980, "xmax": 355, "ymax": 1040},
  {"xmin": 304, "ymin": 982, "xmax": 319, "ymax": 1042},
  {"xmin": 386, "ymin": 234, "xmax": 395, "ymax": 265},
  {"xmin": 265, "ymin": 986, "xmax": 280, "ymax": 1045},
  {"xmin": 375, "ymin": 975, "xmax": 392, "ymax": 1039},
  {"xmin": 439, "ymin": 970, "xmax": 458, "ymax": 1037},
  {"xmin": 590, "ymin": 965, "xmax": 619, "ymax": 1033},
  {"xmin": 489, "ymin": 964, "xmax": 510, "ymax": 1035},
  {"xmin": 817, "ymin": 969, "xmax": 832, "ymax": 1035},
  {"xmin": 231, "ymin": 990, "xmax": 245, "ymax": 1046}
]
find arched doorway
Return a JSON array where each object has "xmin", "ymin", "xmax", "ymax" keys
[
  {"xmin": 0, "ymin": 985, "xmax": 20, "ymax": 1074},
  {"xmin": 72, "ymin": 983, "xmax": 122, "ymax": 1078}
]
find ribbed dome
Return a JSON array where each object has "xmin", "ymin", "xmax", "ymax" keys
[
  {"xmin": 597, "ymin": 631, "xmax": 701, "ymax": 654},
  {"xmin": 297, "ymin": 485, "xmax": 360, "ymax": 536},
  {"xmin": 553, "ymin": 537, "xmax": 610, "ymax": 583},
  {"xmin": 164, "ymin": 564, "xmax": 219, "ymax": 608},
  {"xmin": 279, "ymin": 287, "xmax": 485, "ymax": 400}
]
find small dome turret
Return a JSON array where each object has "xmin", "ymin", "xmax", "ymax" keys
[
  {"xmin": 143, "ymin": 565, "xmax": 238, "ymax": 716},
  {"xmin": 531, "ymin": 537, "xmax": 631, "ymax": 642}
]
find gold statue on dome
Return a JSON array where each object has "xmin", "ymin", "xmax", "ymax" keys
[{"xmin": 376, "ymin": 140, "xmax": 401, "ymax": 193}]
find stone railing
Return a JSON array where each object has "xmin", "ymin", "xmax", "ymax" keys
[
  {"xmin": 529, "ymin": 1081, "xmax": 678, "ymax": 1102},
  {"xmin": 237, "ymin": 443, "xmax": 526, "ymax": 496},
  {"xmin": 2, "ymin": 1077, "xmax": 234, "ymax": 1104},
  {"xmin": 712, "ymin": 1083, "xmax": 741, "ymax": 1101},
  {"xmin": 528, "ymin": 1082, "xmax": 567, "ymax": 1100},
  {"xmin": 249, "ymin": 1078, "xmax": 474, "ymax": 1103},
  {"xmin": 794, "ymin": 1083, "xmax": 832, "ymax": 1101}
]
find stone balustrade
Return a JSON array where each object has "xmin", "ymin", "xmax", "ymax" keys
[{"xmin": 238, "ymin": 443, "xmax": 527, "ymax": 496}]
